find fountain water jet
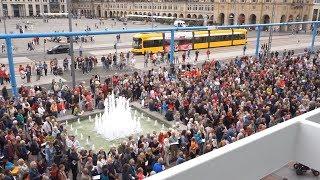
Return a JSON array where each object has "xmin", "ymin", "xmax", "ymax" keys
[{"xmin": 94, "ymin": 93, "xmax": 142, "ymax": 140}]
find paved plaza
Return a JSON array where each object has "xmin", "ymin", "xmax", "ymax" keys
[{"xmin": 0, "ymin": 18, "xmax": 319, "ymax": 90}]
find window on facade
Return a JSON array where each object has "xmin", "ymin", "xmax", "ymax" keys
[
  {"xmin": 28, "ymin": 4, "xmax": 33, "ymax": 16},
  {"xmin": 44, "ymin": 5, "xmax": 48, "ymax": 13}
]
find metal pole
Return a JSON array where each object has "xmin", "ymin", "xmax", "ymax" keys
[
  {"xmin": 169, "ymin": 30, "xmax": 175, "ymax": 64},
  {"xmin": 115, "ymin": 41, "xmax": 118, "ymax": 64},
  {"xmin": 255, "ymin": 26, "xmax": 261, "ymax": 57},
  {"xmin": 151, "ymin": 0, "xmax": 154, "ymax": 28},
  {"xmin": 233, "ymin": 0, "xmax": 237, "ymax": 25},
  {"xmin": 5, "ymin": 38, "xmax": 18, "ymax": 97},
  {"xmin": 310, "ymin": 22, "xmax": 318, "ymax": 52},
  {"xmin": 267, "ymin": 0, "xmax": 275, "ymax": 56},
  {"xmin": 1, "ymin": 0, "xmax": 7, "ymax": 34},
  {"xmin": 67, "ymin": 0, "xmax": 76, "ymax": 88}
]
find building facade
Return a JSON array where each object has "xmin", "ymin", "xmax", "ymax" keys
[
  {"xmin": 0, "ymin": 0, "xmax": 67, "ymax": 17},
  {"xmin": 72, "ymin": 0, "xmax": 313, "ymax": 29}
]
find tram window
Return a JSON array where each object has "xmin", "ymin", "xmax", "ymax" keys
[
  {"xmin": 232, "ymin": 34, "xmax": 240, "ymax": 40},
  {"xmin": 143, "ymin": 39, "xmax": 163, "ymax": 47},
  {"xmin": 153, "ymin": 40, "xmax": 163, "ymax": 46},
  {"xmin": 143, "ymin": 41, "xmax": 153, "ymax": 48},
  {"xmin": 232, "ymin": 34, "xmax": 245, "ymax": 40},
  {"xmin": 209, "ymin": 36, "xmax": 217, "ymax": 42},
  {"xmin": 209, "ymin": 36, "xmax": 221, "ymax": 42},
  {"xmin": 194, "ymin": 36, "xmax": 207, "ymax": 43}
]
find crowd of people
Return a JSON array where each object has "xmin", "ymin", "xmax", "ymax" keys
[{"xmin": 0, "ymin": 47, "xmax": 319, "ymax": 180}]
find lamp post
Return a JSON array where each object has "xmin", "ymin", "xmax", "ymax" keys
[
  {"xmin": 1, "ymin": 0, "xmax": 7, "ymax": 34},
  {"xmin": 151, "ymin": 0, "xmax": 154, "ymax": 28},
  {"xmin": 267, "ymin": 0, "xmax": 275, "ymax": 56},
  {"xmin": 67, "ymin": 0, "xmax": 76, "ymax": 88},
  {"xmin": 233, "ymin": 0, "xmax": 237, "ymax": 25}
]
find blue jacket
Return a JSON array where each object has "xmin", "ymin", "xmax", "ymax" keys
[{"xmin": 153, "ymin": 163, "xmax": 164, "ymax": 173}]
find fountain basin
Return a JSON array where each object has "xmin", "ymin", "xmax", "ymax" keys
[{"xmin": 65, "ymin": 109, "xmax": 169, "ymax": 150}]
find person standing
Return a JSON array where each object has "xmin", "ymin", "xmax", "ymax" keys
[
  {"xmin": 26, "ymin": 64, "xmax": 32, "ymax": 83},
  {"xmin": 43, "ymin": 61, "xmax": 48, "ymax": 76},
  {"xmin": 195, "ymin": 50, "xmax": 199, "ymax": 62},
  {"xmin": 126, "ymin": 51, "xmax": 130, "ymax": 64},
  {"xmin": 1, "ymin": 85, "xmax": 8, "ymax": 100},
  {"xmin": 36, "ymin": 65, "xmax": 41, "ymax": 81},
  {"xmin": 206, "ymin": 49, "xmax": 211, "ymax": 60},
  {"xmin": 113, "ymin": 53, "xmax": 117, "ymax": 68},
  {"xmin": 243, "ymin": 44, "xmax": 247, "ymax": 55},
  {"xmin": 63, "ymin": 58, "xmax": 69, "ymax": 71},
  {"xmin": 0, "ymin": 65, "xmax": 4, "ymax": 85},
  {"xmin": 182, "ymin": 52, "xmax": 186, "ymax": 63},
  {"xmin": 29, "ymin": 161, "xmax": 42, "ymax": 180},
  {"xmin": 58, "ymin": 164, "xmax": 68, "ymax": 180},
  {"xmin": 68, "ymin": 148, "xmax": 79, "ymax": 180},
  {"xmin": 101, "ymin": 55, "xmax": 106, "ymax": 70},
  {"xmin": 144, "ymin": 52, "xmax": 148, "ymax": 67},
  {"xmin": 1, "ymin": 43, "xmax": 5, "ymax": 53}
]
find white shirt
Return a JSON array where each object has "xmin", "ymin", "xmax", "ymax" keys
[
  {"xmin": 38, "ymin": 107, "xmax": 45, "ymax": 116},
  {"xmin": 66, "ymin": 138, "xmax": 81, "ymax": 149}
]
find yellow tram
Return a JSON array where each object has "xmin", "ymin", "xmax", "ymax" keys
[{"xmin": 131, "ymin": 29, "xmax": 247, "ymax": 54}]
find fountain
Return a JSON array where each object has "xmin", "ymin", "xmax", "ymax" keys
[
  {"xmin": 89, "ymin": 116, "xmax": 92, "ymax": 122},
  {"xmin": 94, "ymin": 93, "xmax": 142, "ymax": 140},
  {"xmin": 77, "ymin": 118, "xmax": 81, "ymax": 124},
  {"xmin": 154, "ymin": 120, "xmax": 158, "ymax": 126}
]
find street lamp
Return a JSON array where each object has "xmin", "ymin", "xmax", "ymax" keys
[
  {"xmin": 67, "ymin": 0, "xmax": 76, "ymax": 88},
  {"xmin": 1, "ymin": 0, "xmax": 7, "ymax": 34},
  {"xmin": 151, "ymin": 0, "xmax": 154, "ymax": 28},
  {"xmin": 267, "ymin": 0, "xmax": 275, "ymax": 56}
]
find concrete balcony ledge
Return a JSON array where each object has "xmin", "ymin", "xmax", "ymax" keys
[{"xmin": 148, "ymin": 108, "xmax": 320, "ymax": 180}]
